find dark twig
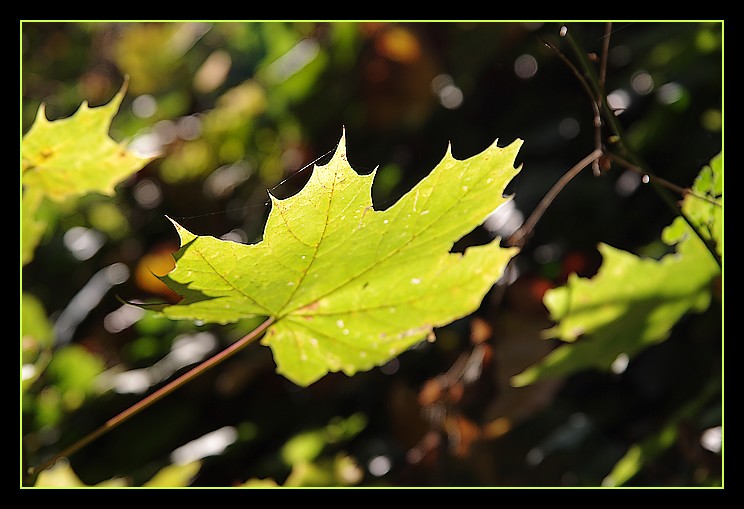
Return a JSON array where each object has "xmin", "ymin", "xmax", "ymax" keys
[
  {"xmin": 542, "ymin": 36, "xmax": 604, "ymax": 175},
  {"xmin": 607, "ymin": 153, "xmax": 722, "ymax": 207},
  {"xmin": 507, "ymin": 149, "xmax": 603, "ymax": 248},
  {"xmin": 541, "ymin": 36, "xmax": 599, "ymax": 121},
  {"xmin": 595, "ymin": 22, "xmax": 613, "ymax": 175},
  {"xmin": 559, "ymin": 24, "xmax": 721, "ymax": 269},
  {"xmin": 598, "ymin": 22, "xmax": 612, "ymax": 93}
]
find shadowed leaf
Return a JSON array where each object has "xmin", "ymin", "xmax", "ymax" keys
[{"xmin": 513, "ymin": 154, "xmax": 722, "ymax": 386}]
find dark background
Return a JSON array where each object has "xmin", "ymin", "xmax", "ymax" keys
[{"xmin": 21, "ymin": 21, "xmax": 722, "ymax": 487}]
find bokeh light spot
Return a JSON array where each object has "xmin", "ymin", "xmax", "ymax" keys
[
  {"xmin": 631, "ymin": 71, "xmax": 654, "ymax": 95},
  {"xmin": 607, "ymin": 89, "xmax": 631, "ymax": 115},
  {"xmin": 368, "ymin": 455, "xmax": 392, "ymax": 476},
  {"xmin": 558, "ymin": 117, "xmax": 580, "ymax": 139},
  {"xmin": 514, "ymin": 54, "xmax": 538, "ymax": 79},
  {"xmin": 132, "ymin": 94, "xmax": 157, "ymax": 118},
  {"xmin": 700, "ymin": 426, "xmax": 722, "ymax": 453}
]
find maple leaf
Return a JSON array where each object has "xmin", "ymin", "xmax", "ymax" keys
[
  {"xmin": 21, "ymin": 80, "xmax": 155, "ymax": 264},
  {"xmin": 22, "ymin": 80, "xmax": 154, "ymax": 202},
  {"xmin": 160, "ymin": 133, "xmax": 522, "ymax": 386}
]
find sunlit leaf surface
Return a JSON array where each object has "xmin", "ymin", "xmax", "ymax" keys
[
  {"xmin": 21, "ymin": 81, "xmax": 155, "ymax": 264},
  {"xmin": 22, "ymin": 81, "xmax": 154, "ymax": 202},
  {"xmin": 160, "ymin": 133, "xmax": 521, "ymax": 385}
]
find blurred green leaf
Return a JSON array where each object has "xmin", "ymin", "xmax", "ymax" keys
[
  {"xmin": 160, "ymin": 80, "xmax": 267, "ymax": 183},
  {"xmin": 283, "ymin": 454, "xmax": 363, "ymax": 487},
  {"xmin": 675, "ymin": 152, "xmax": 722, "ymax": 256},
  {"xmin": 21, "ymin": 188, "xmax": 46, "ymax": 265},
  {"xmin": 46, "ymin": 345, "xmax": 106, "ymax": 412},
  {"xmin": 281, "ymin": 430, "xmax": 327, "ymax": 466},
  {"xmin": 21, "ymin": 81, "xmax": 154, "ymax": 264},
  {"xmin": 22, "ymin": 293, "xmax": 53, "ymax": 390},
  {"xmin": 603, "ymin": 422, "xmax": 678, "ymax": 487},
  {"xmin": 513, "ymin": 154, "xmax": 722, "ymax": 386},
  {"xmin": 34, "ymin": 461, "xmax": 86, "ymax": 487},
  {"xmin": 22, "ymin": 293, "xmax": 53, "ymax": 352},
  {"xmin": 242, "ymin": 478, "xmax": 279, "ymax": 487},
  {"xmin": 281, "ymin": 413, "xmax": 367, "ymax": 465},
  {"xmin": 283, "ymin": 461, "xmax": 334, "ymax": 487},
  {"xmin": 143, "ymin": 461, "xmax": 202, "ymax": 487},
  {"xmin": 113, "ymin": 23, "xmax": 189, "ymax": 96},
  {"xmin": 87, "ymin": 201, "xmax": 130, "ymax": 239},
  {"xmin": 22, "ymin": 81, "xmax": 154, "ymax": 202},
  {"xmin": 602, "ymin": 379, "xmax": 720, "ymax": 486},
  {"xmin": 34, "ymin": 459, "xmax": 199, "ymax": 487}
]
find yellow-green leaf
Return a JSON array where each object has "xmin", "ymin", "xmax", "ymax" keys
[
  {"xmin": 513, "ymin": 153, "xmax": 722, "ymax": 387},
  {"xmin": 143, "ymin": 461, "xmax": 202, "ymax": 487},
  {"xmin": 21, "ymin": 81, "xmax": 155, "ymax": 265},
  {"xmin": 160, "ymin": 132, "xmax": 521, "ymax": 386},
  {"xmin": 22, "ymin": 81, "xmax": 154, "ymax": 202}
]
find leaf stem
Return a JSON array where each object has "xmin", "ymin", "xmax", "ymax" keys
[{"xmin": 27, "ymin": 315, "xmax": 275, "ymax": 478}]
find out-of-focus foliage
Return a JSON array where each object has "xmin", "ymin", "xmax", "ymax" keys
[
  {"xmin": 682, "ymin": 153, "xmax": 722, "ymax": 256},
  {"xmin": 21, "ymin": 21, "xmax": 721, "ymax": 487},
  {"xmin": 242, "ymin": 413, "xmax": 366, "ymax": 487},
  {"xmin": 602, "ymin": 379, "xmax": 719, "ymax": 487},
  {"xmin": 142, "ymin": 461, "xmax": 202, "ymax": 487},
  {"xmin": 21, "ymin": 82, "xmax": 154, "ymax": 264},
  {"xmin": 34, "ymin": 459, "xmax": 201, "ymax": 487},
  {"xmin": 513, "ymin": 154, "xmax": 722, "ymax": 386},
  {"xmin": 22, "ymin": 82, "xmax": 153, "ymax": 202}
]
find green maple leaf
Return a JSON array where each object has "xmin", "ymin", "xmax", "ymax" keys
[
  {"xmin": 512, "ymin": 153, "xmax": 722, "ymax": 387},
  {"xmin": 21, "ymin": 81, "xmax": 155, "ymax": 265},
  {"xmin": 22, "ymin": 80, "xmax": 154, "ymax": 202},
  {"xmin": 160, "ymin": 133, "xmax": 522, "ymax": 386},
  {"xmin": 679, "ymin": 152, "xmax": 722, "ymax": 257}
]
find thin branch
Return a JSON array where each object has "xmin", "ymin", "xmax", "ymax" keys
[
  {"xmin": 595, "ymin": 22, "xmax": 613, "ymax": 176},
  {"xmin": 607, "ymin": 153, "xmax": 722, "ymax": 207},
  {"xmin": 507, "ymin": 149, "xmax": 603, "ymax": 248},
  {"xmin": 542, "ymin": 35, "xmax": 604, "ymax": 175},
  {"xmin": 598, "ymin": 22, "xmax": 612, "ymax": 93},
  {"xmin": 28, "ymin": 315, "xmax": 276, "ymax": 477},
  {"xmin": 561, "ymin": 29, "xmax": 605, "ymax": 112},
  {"xmin": 559, "ymin": 25, "xmax": 721, "ymax": 269},
  {"xmin": 541, "ymin": 36, "xmax": 599, "ymax": 120}
]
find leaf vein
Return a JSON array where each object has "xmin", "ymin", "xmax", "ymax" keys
[
  {"xmin": 276, "ymin": 170, "xmax": 337, "ymax": 315},
  {"xmin": 286, "ymin": 168, "xmax": 500, "ymax": 314},
  {"xmin": 190, "ymin": 244, "xmax": 273, "ymax": 315}
]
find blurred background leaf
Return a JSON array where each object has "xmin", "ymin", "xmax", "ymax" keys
[{"xmin": 513, "ymin": 152, "xmax": 721, "ymax": 387}]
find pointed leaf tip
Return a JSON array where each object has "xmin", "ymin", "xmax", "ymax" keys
[
  {"xmin": 334, "ymin": 129, "xmax": 347, "ymax": 160},
  {"xmin": 22, "ymin": 80, "xmax": 153, "ymax": 203},
  {"xmin": 165, "ymin": 216, "xmax": 196, "ymax": 245}
]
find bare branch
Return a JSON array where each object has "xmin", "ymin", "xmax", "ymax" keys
[
  {"xmin": 544, "ymin": 33, "xmax": 604, "ymax": 175},
  {"xmin": 507, "ymin": 149, "xmax": 603, "ymax": 248},
  {"xmin": 599, "ymin": 22, "xmax": 612, "ymax": 92},
  {"xmin": 559, "ymin": 24, "xmax": 721, "ymax": 269},
  {"xmin": 607, "ymin": 152, "xmax": 722, "ymax": 207}
]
